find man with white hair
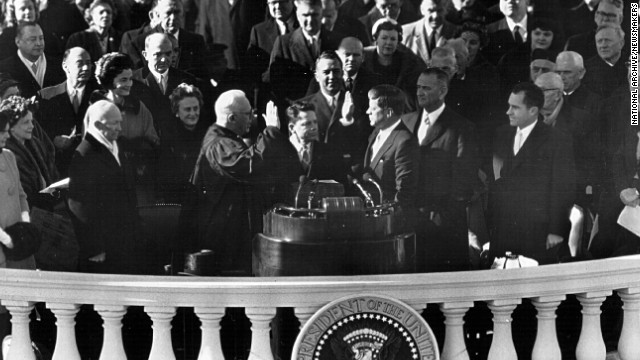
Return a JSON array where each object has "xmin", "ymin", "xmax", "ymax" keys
[
  {"xmin": 565, "ymin": 0, "xmax": 624, "ymax": 61},
  {"xmin": 582, "ymin": 24, "xmax": 627, "ymax": 98},
  {"xmin": 555, "ymin": 51, "xmax": 603, "ymax": 116},
  {"xmin": 68, "ymin": 100, "xmax": 140, "ymax": 274},
  {"xmin": 535, "ymin": 72, "xmax": 600, "ymax": 258},
  {"xmin": 189, "ymin": 91, "xmax": 289, "ymax": 276}
]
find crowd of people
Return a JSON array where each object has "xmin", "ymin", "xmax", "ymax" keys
[{"xmin": 0, "ymin": 0, "xmax": 634, "ymax": 277}]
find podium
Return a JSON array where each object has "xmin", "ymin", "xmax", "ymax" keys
[{"xmin": 253, "ymin": 196, "xmax": 416, "ymax": 276}]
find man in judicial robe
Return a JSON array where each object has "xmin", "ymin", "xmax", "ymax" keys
[
  {"xmin": 190, "ymin": 91, "xmax": 289, "ymax": 276},
  {"xmin": 489, "ymin": 82, "xmax": 576, "ymax": 264}
]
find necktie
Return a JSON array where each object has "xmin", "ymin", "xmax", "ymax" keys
[
  {"xmin": 418, "ymin": 114, "xmax": 430, "ymax": 146},
  {"xmin": 159, "ymin": 74, "xmax": 166, "ymax": 94},
  {"xmin": 346, "ymin": 77, "xmax": 353, "ymax": 92},
  {"xmin": 72, "ymin": 90, "xmax": 80, "ymax": 113},
  {"xmin": 310, "ymin": 38, "xmax": 319, "ymax": 58},
  {"xmin": 370, "ymin": 132, "xmax": 382, "ymax": 164},
  {"xmin": 513, "ymin": 25, "xmax": 523, "ymax": 44},
  {"xmin": 428, "ymin": 30, "xmax": 437, "ymax": 54},
  {"xmin": 300, "ymin": 145, "xmax": 311, "ymax": 170},
  {"xmin": 31, "ymin": 61, "xmax": 38, "ymax": 74},
  {"xmin": 514, "ymin": 130, "xmax": 524, "ymax": 155}
]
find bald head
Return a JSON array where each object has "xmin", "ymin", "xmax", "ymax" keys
[
  {"xmin": 143, "ymin": 32, "xmax": 173, "ymax": 74},
  {"xmin": 337, "ymin": 37, "xmax": 364, "ymax": 77},
  {"xmin": 555, "ymin": 51, "xmax": 585, "ymax": 93},
  {"xmin": 215, "ymin": 90, "xmax": 253, "ymax": 136},
  {"xmin": 63, "ymin": 47, "xmax": 92, "ymax": 87},
  {"xmin": 86, "ymin": 100, "xmax": 122, "ymax": 142}
]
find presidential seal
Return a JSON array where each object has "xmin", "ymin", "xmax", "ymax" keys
[{"xmin": 292, "ymin": 294, "xmax": 439, "ymax": 360}]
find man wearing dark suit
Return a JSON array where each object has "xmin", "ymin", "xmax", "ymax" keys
[
  {"xmin": 68, "ymin": 101, "xmax": 140, "ymax": 274},
  {"xmin": 582, "ymin": 24, "xmax": 627, "ymax": 99},
  {"xmin": 363, "ymin": 84, "xmax": 419, "ymax": 215},
  {"xmin": 563, "ymin": 0, "xmax": 598, "ymax": 39},
  {"xmin": 564, "ymin": 0, "xmax": 623, "ymax": 62},
  {"xmin": 284, "ymin": 101, "xmax": 347, "ymax": 184},
  {"xmin": 484, "ymin": 0, "xmax": 531, "ymax": 64},
  {"xmin": 298, "ymin": 51, "xmax": 359, "ymax": 165},
  {"xmin": 402, "ymin": 68, "xmax": 478, "ymax": 272},
  {"xmin": 358, "ymin": 0, "xmax": 421, "ymax": 43},
  {"xmin": 122, "ymin": 0, "xmax": 209, "ymax": 80},
  {"xmin": 536, "ymin": 72, "xmax": 600, "ymax": 257},
  {"xmin": 269, "ymin": 0, "xmax": 345, "ymax": 104},
  {"xmin": 402, "ymin": 0, "xmax": 458, "ymax": 66},
  {"xmin": 0, "ymin": 22, "xmax": 65, "ymax": 99},
  {"xmin": 38, "ymin": 47, "xmax": 99, "ymax": 177},
  {"xmin": 132, "ymin": 33, "xmax": 197, "ymax": 133},
  {"xmin": 489, "ymin": 82, "xmax": 576, "ymax": 264},
  {"xmin": 556, "ymin": 51, "xmax": 603, "ymax": 115},
  {"xmin": 246, "ymin": 0, "xmax": 298, "ymax": 82},
  {"xmin": 338, "ymin": 0, "xmax": 375, "ymax": 20},
  {"xmin": 322, "ymin": 0, "xmax": 370, "ymax": 46}
]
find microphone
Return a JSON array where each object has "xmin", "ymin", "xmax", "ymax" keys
[
  {"xmin": 363, "ymin": 173, "xmax": 383, "ymax": 205},
  {"xmin": 295, "ymin": 175, "xmax": 307, "ymax": 208},
  {"xmin": 348, "ymin": 174, "xmax": 374, "ymax": 207}
]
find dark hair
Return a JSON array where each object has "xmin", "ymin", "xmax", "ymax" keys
[
  {"xmin": 3, "ymin": 0, "xmax": 39, "ymax": 28},
  {"xmin": 457, "ymin": 20, "xmax": 488, "ymax": 48},
  {"xmin": 0, "ymin": 76, "xmax": 19, "ymax": 99},
  {"xmin": 15, "ymin": 20, "xmax": 38, "ymax": 40},
  {"xmin": 152, "ymin": 0, "xmax": 182, "ymax": 11},
  {"xmin": 95, "ymin": 52, "xmax": 133, "ymax": 90},
  {"xmin": 170, "ymin": 83, "xmax": 204, "ymax": 114},
  {"xmin": 372, "ymin": 18, "xmax": 402, "ymax": 42},
  {"xmin": 294, "ymin": 0, "xmax": 322, "ymax": 6},
  {"xmin": 314, "ymin": 50, "xmax": 343, "ymax": 70},
  {"xmin": 0, "ymin": 95, "xmax": 37, "ymax": 128},
  {"xmin": 286, "ymin": 101, "xmax": 316, "ymax": 124},
  {"xmin": 420, "ymin": 67, "xmax": 450, "ymax": 88},
  {"xmin": 368, "ymin": 84, "xmax": 405, "ymax": 115},
  {"xmin": 82, "ymin": 0, "xmax": 116, "ymax": 26},
  {"xmin": 0, "ymin": 112, "xmax": 10, "ymax": 131},
  {"xmin": 511, "ymin": 82, "xmax": 544, "ymax": 110}
]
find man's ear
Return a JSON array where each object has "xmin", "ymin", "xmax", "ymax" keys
[
  {"xmin": 141, "ymin": 50, "xmax": 147, "ymax": 59},
  {"xmin": 94, "ymin": 121, "xmax": 105, "ymax": 131}
]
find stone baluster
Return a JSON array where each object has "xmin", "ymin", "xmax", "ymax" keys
[
  {"xmin": 194, "ymin": 307, "xmax": 226, "ymax": 360},
  {"xmin": 440, "ymin": 302, "xmax": 472, "ymax": 360},
  {"xmin": 2, "ymin": 301, "xmax": 35, "ymax": 360},
  {"xmin": 575, "ymin": 291, "xmax": 610, "ymax": 360},
  {"xmin": 531, "ymin": 295, "xmax": 564, "ymax": 360},
  {"xmin": 246, "ymin": 307, "xmax": 276, "ymax": 360},
  {"xmin": 95, "ymin": 305, "xmax": 128, "ymax": 360},
  {"xmin": 294, "ymin": 306, "xmax": 319, "ymax": 330},
  {"xmin": 47, "ymin": 303, "xmax": 81, "ymax": 360},
  {"xmin": 487, "ymin": 299, "xmax": 521, "ymax": 360},
  {"xmin": 146, "ymin": 306, "xmax": 177, "ymax": 360},
  {"xmin": 618, "ymin": 288, "xmax": 640, "ymax": 360}
]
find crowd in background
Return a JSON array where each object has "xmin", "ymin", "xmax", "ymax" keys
[{"xmin": 0, "ymin": 0, "xmax": 634, "ymax": 277}]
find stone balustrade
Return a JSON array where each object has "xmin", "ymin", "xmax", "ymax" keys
[{"xmin": 0, "ymin": 255, "xmax": 639, "ymax": 359}]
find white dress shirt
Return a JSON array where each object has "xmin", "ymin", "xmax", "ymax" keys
[
  {"xmin": 513, "ymin": 120, "xmax": 537, "ymax": 155},
  {"xmin": 417, "ymin": 103, "xmax": 445, "ymax": 145},
  {"xmin": 505, "ymin": 14, "xmax": 528, "ymax": 42},
  {"xmin": 370, "ymin": 119, "xmax": 401, "ymax": 163},
  {"xmin": 17, "ymin": 51, "xmax": 46, "ymax": 88}
]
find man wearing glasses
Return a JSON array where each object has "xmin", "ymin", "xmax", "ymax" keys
[{"xmin": 565, "ymin": 0, "xmax": 624, "ymax": 62}]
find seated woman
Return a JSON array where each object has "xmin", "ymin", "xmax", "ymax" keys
[
  {"xmin": 66, "ymin": 0, "xmax": 120, "ymax": 62},
  {"xmin": 158, "ymin": 83, "xmax": 208, "ymax": 203},
  {"xmin": 0, "ymin": 95, "xmax": 60, "ymax": 211},
  {"xmin": 362, "ymin": 18, "xmax": 426, "ymax": 111},
  {"xmin": 0, "ymin": 0, "xmax": 64, "ymax": 60}
]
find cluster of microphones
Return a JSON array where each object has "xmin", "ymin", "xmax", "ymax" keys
[{"xmin": 294, "ymin": 165, "xmax": 383, "ymax": 209}]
